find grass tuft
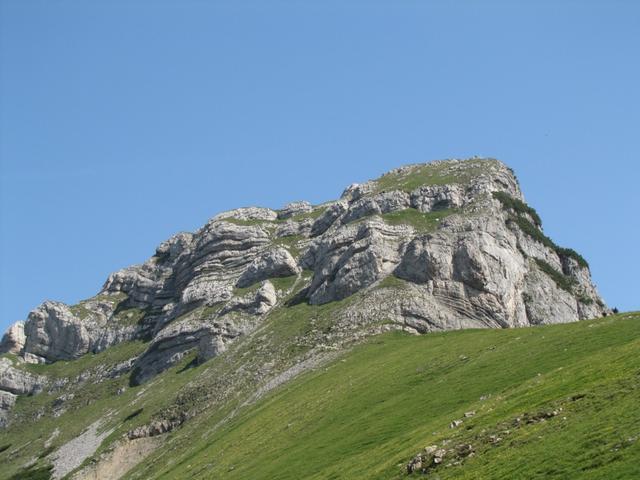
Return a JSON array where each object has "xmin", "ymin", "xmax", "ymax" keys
[{"xmin": 381, "ymin": 208, "xmax": 456, "ymax": 232}]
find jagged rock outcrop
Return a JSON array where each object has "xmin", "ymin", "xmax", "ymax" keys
[
  {"xmin": 310, "ymin": 200, "xmax": 348, "ymax": 236},
  {"xmin": 276, "ymin": 218, "xmax": 314, "ymax": 238},
  {"xmin": 303, "ymin": 219, "xmax": 411, "ymax": 304},
  {"xmin": 237, "ymin": 248, "xmax": 300, "ymax": 288},
  {"xmin": 213, "ymin": 207, "xmax": 278, "ymax": 222},
  {"xmin": 222, "ymin": 281, "xmax": 278, "ymax": 316},
  {"xmin": 2, "ymin": 158, "xmax": 609, "ymax": 399},
  {"xmin": 0, "ymin": 357, "xmax": 45, "ymax": 426},
  {"xmin": 0, "ymin": 321, "xmax": 25, "ymax": 354},
  {"xmin": 340, "ymin": 191, "xmax": 410, "ymax": 224},
  {"xmin": 22, "ymin": 301, "xmax": 108, "ymax": 362},
  {"xmin": 277, "ymin": 201, "xmax": 313, "ymax": 220}
]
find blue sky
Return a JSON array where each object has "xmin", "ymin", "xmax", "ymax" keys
[{"xmin": 0, "ymin": 0, "xmax": 638, "ymax": 331}]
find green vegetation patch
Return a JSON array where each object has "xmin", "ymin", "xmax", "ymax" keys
[
  {"xmin": 374, "ymin": 159, "xmax": 496, "ymax": 193},
  {"xmin": 578, "ymin": 295, "xmax": 594, "ymax": 305},
  {"xmin": 200, "ymin": 304, "xmax": 223, "ymax": 320},
  {"xmin": 218, "ymin": 217, "xmax": 272, "ymax": 226},
  {"xmin": 290, "ymin": 206, "xmax": 328, "ymax": 222},
  {"xmin": 68, "ymin": 303, "xmax": 92, "ymax": 320},
  {"xmin": 234, "ymin": 274, "xmax": 299, "ymax": 296},
  {"xmin": 508, "ymin": 216, "xmax": 589, "ymax": 269},
  {"xmin": 494, "ymin": 192, "xmax": 588, "ymax": 269},
  {"xmin": 376, "ymin": 274, "xmax": 411, "ymax": 290},
  {"xmin": 381, "ymin": 208, "xmax": 456, "ymax": 232},
  {"xmin": 492, "ymin": 191, "xmax": 542, "ymax": 227},
  {"xmin": 8, "ymin": 464, "xmax": 53, "ymax": 480},
  {"xmin": 269, "ymin": 275, "xmax": 298, "ymax": 293},
  {"xmin": 21, "ymin": 340, "xmax": 148, "ymax": 378},
  {"xmin": 233, "ymin": 281, "xmax": 263, "ymax": 297},
  {"xmin": 112, "ymin": 305, "xmax": 148, "ymax": 326},
  {"xmin": 272, "ymin": 234, "xmax": 305, "ymax": 258},
  {"xmin": 555, "ymin": 247, "xmax": 589, "ymax": 269},
  {"xmin": 2, "ymin": 340, "xmax": 210, "ymax": 480},
  {"xmin": 534, "ymin": 259, "xmax": 576, "ymax": 293}
]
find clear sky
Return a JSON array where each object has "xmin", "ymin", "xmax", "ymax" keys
[{"xmin": 1, "ymin": 0, "xmax": 638, "ymax": 332}]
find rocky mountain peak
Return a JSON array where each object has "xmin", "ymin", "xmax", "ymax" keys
[{"xmin": 1, "ymin": 157, "xmax": 608, "ymax": 430}]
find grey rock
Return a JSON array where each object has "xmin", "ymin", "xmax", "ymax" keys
[
  {"xmin": 214, "ymin": 207, "xmax": 277, "ymax": 222},
  {"xmin": 222, "ymin": 281, "xmax": 278, "ymax": 316},
  {"xmin": 406, "ymin": 454, "xmax": 423, "ymax": 474},
  {"xmin": 237, "ymin": 248, "xmax": 300, "ymax": 288},
  {"xmin": 276, "ymin": 219, "xmax": 313, "ymax": 238},
  {"xmin": 410, "ymin": 184, "xmax": 465, "ymax": 212},
  {"xmin": 277, "ymin": 201, "xmax": 313, "ymax": 220},
  {"xmin": 0, "ymin": 390, "xmax": 17, "ymax": 427},
  {"xmin": 341, "ymin": 181, "xmax": 376, "ymax": 201},
  {"xmin": 341, "ymin": 190, "xmax": 410, "ymax": 224},
  {"xmin": 310, "ymin": 200, "xmax": 348, "ymax": 236},
  {"xmin": 0, "ymin": 357, "xmax": 44, "ymax": 395},
  {"xmin": 155, "ymin": 232, "xmax": 194, "ymax": 260},
  {"xmin": 22, "ymin": 301, "xmax": 106, "ymax": 362},
  {"xmin": 180, "ymin": 280, "xmax": 233, "ymax": 306},
  {"xmin": 0, "ymin": 321, "xmax": 25, "ymax": 354},
  {"xmin": 341, "ymin": 197, "xmax": 381, "ymax": 224},
  {"xmin": 522, "ymin": 263, "xmax": 578, "ymax": 325},
  {"xmin": 304, "ymin": 218, "xmax": 411, "ymax": 304},
  {"xmin": 374, "ymin": 190, "xmax": 412, "ymax": 213},
  {"xmin": 132, "ymin": 300, "xmax": 260, "ymax": 385},
  {"xmin": 127, "ymin": 415, "xmax": 186, "ymax": 439},
  {"xmin": 0, "ymin": 357, "xmax": 45, "ymax": 427},
  {"xmin": 197, "ymin": 333, "xmax": 226, "ymax": 363}
]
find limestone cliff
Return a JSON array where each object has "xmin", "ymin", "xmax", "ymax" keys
[{"xmin": 0, "ymin": 158, "xmax": 608, "ymax": 428}]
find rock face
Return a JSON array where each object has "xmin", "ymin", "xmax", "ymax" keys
[
  {"xmin": 302, "ymin": 219, "xmax": 411, "ymax": 304},
  {"xmin": 237, "ymin": 248, "xmax": 300, "ymax": 288},
  {"xmin": 0, "ymin": 357, "xmax": 44, "ymax": 427},
  {"xmin": 277, "ymin": 201, "xmax": 313, "ymax": 220},
  {"xmin": 1, "ymin": 158, "xmax": 609, "ymax": 404},
  {"xmin": 22, "ymin": 301, "xmax": 107, "ymax": 362},
  {"xmin": 0, "ymin": 321, "xmax": 25, "ymax": 354}
]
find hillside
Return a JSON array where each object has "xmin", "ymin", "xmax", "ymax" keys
[
  {"xmin": 0, "ymin": 158, "xmax": 623, "ymax": 479},
  {"xmin": 128, "ymin": 312, "xmax": 640, "ymax": 479},
  {"xmin": 3, "ymin": 313, "xmax": 639, "ymax": 479}
]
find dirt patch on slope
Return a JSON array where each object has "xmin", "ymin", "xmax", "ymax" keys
[{"xmin": 72, "ymin": 436, "xmax": 162, "ymax": 480}]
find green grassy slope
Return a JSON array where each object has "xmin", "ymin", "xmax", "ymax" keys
[
  {"xmin": 127, "ymin": 312, "xmax": 640, "ymax": 480},
  {"xmin": 0, "ymin": 342, "xmax": 207, "ymax": 480}
]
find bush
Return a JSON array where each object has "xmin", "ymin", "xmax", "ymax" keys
[
  {"xmin": 555, "ymin": 247, "xmax": 589, "ymax": 269},
  {"xmin": 534, "ymin": 259, "xmax": 576, "ymax": 293},
  {"xmin": 492, "ymin": 191, "xmax": 542, "ymax": 227},
  {"xmin": 493, "ymin": 191, "xmax": 589, "ymax": 269},
  {"xmin": 578, "ymin": 295, "xmax": 594, "ymax": 305},
  {"xmin": 507, "ymin": 216, "xmax": 589, "ymax": 270}
]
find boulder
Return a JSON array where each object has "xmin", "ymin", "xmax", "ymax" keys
[
  {"xmin": 236, "ymin": 248, "xmax": 300, "ymax": 288},
  {"xmin": 277, "ymin": 201, "xmax": 313, "ymax": 220},
  {"xmin": 0, "ymin": 321, "xmax": 25, "ymax": 355},
  {"xmin": 22, "ymin": 301, "xmax": 106, "ymax": 362}
]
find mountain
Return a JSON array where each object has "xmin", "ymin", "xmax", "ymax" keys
[{"xmin": 0, "ymin": 158, "xmax": 625, "ymax": 480}]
